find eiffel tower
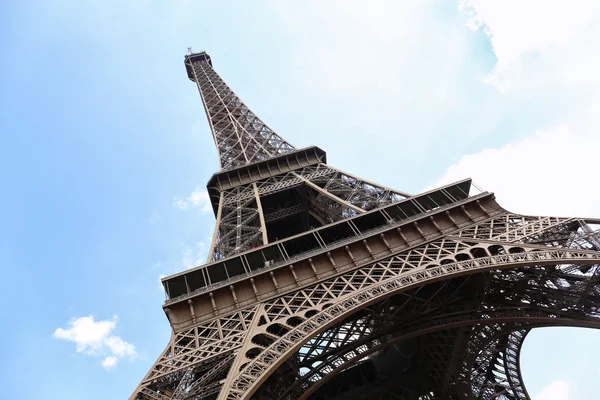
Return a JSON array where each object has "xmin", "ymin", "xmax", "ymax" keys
[{"xmin": 131, "ymin": 51, "xmax": 600, "ymax": 400}]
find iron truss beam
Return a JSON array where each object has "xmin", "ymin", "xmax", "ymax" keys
[{"xmin": 131, "ymin": 52, "xmax": 600, "ymax": 400}]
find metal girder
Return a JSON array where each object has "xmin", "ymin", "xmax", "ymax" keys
[
  {"xmin": 205, "ymin": 162, "xmax": 408, "ymax": 261},
  {"xmin": 187, "ymin": 55, "xmax": 295, "ymax": 170},
  {"xmin": 133, "ymin": 212, "xmax": 600, "ymax": 400},
  {"xmin": 276, "ymin": 253, "xmax": 600, "ymax": 399},
  {"xmin": 219, "ymin": 219, "xmax": 600, "ymax": 399},
  {"xmin": 131, "ymin": 52, "xmax": 600, "ymax": 400},
  {"xmin": 187, "ymin": 52, "xmax": 408, "ymax": 262}
]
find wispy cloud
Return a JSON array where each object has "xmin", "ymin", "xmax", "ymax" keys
[
  {"xmin": 431, "ymin": 123, "xmax": 600, "ymax": 217},
  {"xmin": 432, "ymin": 1, "xmax": 600, "ymax": 219},
  {"xmin": 460, "ymin": 1, "xmax": 600, "ymax": 93},
  {"xmin": 53, "ymin": 315, "xmax": 136, "ymax": 370},
  {"xmin": 268, "ymin": 0, "xmax": 494, "ymax": 183},
  {"xmin": 173, "ymin": 187, "xmax": 212, "ymax": 213},
  {"xmin": 102, "ymin": 355, "xmax": 118, "ymax": 369},
  {"xmin": 181, "ymin": 241, "xmax": 206, "ymax": 270},
  {"xmin": 533, "ymin": 380, "xmax": 572, "ymax": 400}
]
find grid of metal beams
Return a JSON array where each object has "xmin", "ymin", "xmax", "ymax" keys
[
  {"xmin": 207, "ymin": 163, "xmax": 409, "ymax": 261},
  {"xmin": 130, "ymin": 52, "xmax": 600, "ymax": 400},
  {"xmin": 187, "ymin": 53, "xmax": 295, "ymax": 170}
]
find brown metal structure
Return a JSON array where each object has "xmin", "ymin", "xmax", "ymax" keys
[{"xmin": 130, "ymin": 51, "xmax": 600, "ymax": 400}]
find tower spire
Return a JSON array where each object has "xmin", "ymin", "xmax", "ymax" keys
[{"xmin": 185, "ymin": 52, "xmax": 295, "ymax": 170}]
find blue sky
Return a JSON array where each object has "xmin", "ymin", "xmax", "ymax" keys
[{"xmin": 2, "ymin": 1, "xmax": 599, "ymax": 399}]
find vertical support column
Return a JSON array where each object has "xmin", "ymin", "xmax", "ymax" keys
[
  {"xmin": 445, "ymin": 211, "xmax": 459, "ymax": 228},
  {"xmin": 209, "ymin": 292, "xmax": 218, "ymax": 316},
  {"xmin": 250, "ymin": 278, "xmax": 260, "ymax": 300},
  {"xmin": 188, "ymin": 299, "xmax": 196, "ymax": 324},
  {"xmin": 327, "ymin": 252, "xmax": 338, "ymax": 272},
  {"xmin": 207, "ymin": 192, "xmax": 225, "ymax": 262},
  {"xmin": 476, "ymin": 200, "xmax": 490, "ymax": 217},
  {"xmin": 230, "ymin": 286, "xmax": 239, "ymax": 308},
  {"xmin": 253, "ymin": 183, "xmax": 269, "ymax": 245},
  {"xmin": 380, "ymin": 233, "xmax": 392, "ymax": 250},
  {"xmin": 396, "ymin": 227, "xmax": 408, "ymax": 244},
  {"xmin": 345, "ymin": 246, "xmax": 356, "ymax": 264},
  {"xmin": 270, "ymin": 272, "xmax": 280, "ymax": 293},
  {"xmin": 461, "ymin": 205, "xmax": 474, "ymax": 220},
  {"xmin": 289, "ymin": 265, "xmax": 299, "ymax": 284},
  {"xmin": 362, "ymin": 239, "xmax": 374, "ymax": 257},
  {"xmin": 308, "ymin": 258, "xmax": 319, "ymax": 277},
  {"xmin": 430, "ymin": 216, "xmax": 443, "ymax": 233}
]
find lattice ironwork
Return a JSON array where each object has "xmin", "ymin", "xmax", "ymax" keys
[
  {"xmin": 189, "ymin": 56, "xmax": 408, "ymax": 261},
  {"xmin": 130, "ymin": 51, "xmax": 600, "ymax": 400},
  {"xmin": 186, "ymin": 53, "xmax": 295, "ymax": 170}
]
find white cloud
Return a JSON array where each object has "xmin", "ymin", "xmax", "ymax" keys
[
  {"xmin": 534, "ymin": 380, "xmax": 572, "ymax": 400},
  {"xmin": 53, "ymin": 315, "xmax": 136, "ymax": 370},
  {"xmin": 428, "ymin": 11, "xmax": 598, "ymax": 394},
  {"xmin": 460, "ymin": 1, "xmax": 600, "ymax": 93},
  {"xmin": 173, "ymin": 187, "xmax": 212, "ymax": 213},
  {"xmin": 267, "ymin": 0, "xmax": 500, "ymax": 186},
  {"xmin": 182, "ymin": 241, "xmax": 205, "ymax": 270},
  {"xmin": 274, "ymin": 0, "xmax": 437, "ymax": 90},
  {"xmin": 429, "ymin": 7, "xmax": 600, "ymax": 400},
  {"xmin": 173, "ymin": 198, "xmax": 189, "ymax": 210},
  {"xmin": 431, "ymin": 123, "xmax": 600, "ymax": 218},
  {"xmin": 102, "ymin": 355, "xmax": 118, "ymax": 369},
  {"xmin": 460, "ymin": 1, "xmax": 596, "ymax": 66},
  {"xmin": 273, "ymin": 0, "xmax": 477, "ymax": 115},
  {"xmin": 105, "ymin": 335, "xmax": 136, "ymax": 357},
  {"xmin": 432, "ymin": 2, "xmax": 600, "ymax": 219}
]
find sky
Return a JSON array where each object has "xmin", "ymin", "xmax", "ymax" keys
[{"xmin": 1, "ymin": 1, "xmax": 600, "ymax": 399}]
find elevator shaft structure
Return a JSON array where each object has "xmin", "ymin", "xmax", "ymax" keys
[{"xmin": 130, "ymin": 51, "xmax": 600, "ymax": 400}]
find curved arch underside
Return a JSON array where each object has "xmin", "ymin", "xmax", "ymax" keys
[
  {"xmin": 134, "ymin": 214, "xmax": 600, "ymax": 400},
  {"xmin": 273, "ymin": 276, "xmax": 597, "ymax": 400},
  {"xmin": 229, "ymin": 217, "xmax": 600, "ymax": 400}
]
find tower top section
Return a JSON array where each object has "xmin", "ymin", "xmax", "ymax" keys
[
  {"xmin": 184, "ymin": 51, "xmax": 296, "ymax": 170},
  {"xmin": 184, "ymin": 51, "xmax": 212, "ymax": 80}
]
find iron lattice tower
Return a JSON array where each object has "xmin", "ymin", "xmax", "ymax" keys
[{"xmin": 131, "ymin": 52, "xmax": 600, "ymax": 400}]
